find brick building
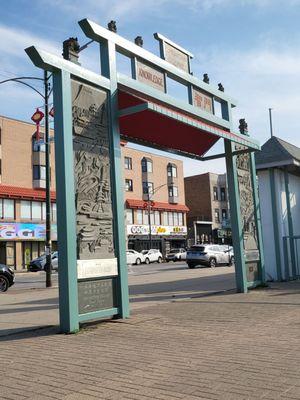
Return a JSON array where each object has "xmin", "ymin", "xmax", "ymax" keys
[
  {"xmin": 122, "ymin": 143, "xmax": 188, "ymax": 255},
  {"xmin": 0, "ymin": 116, "xmax": 57, "ymax": 270},
  {"xmin": 184, "ymin": 172, "xmax": 230, "ymax": 246}
]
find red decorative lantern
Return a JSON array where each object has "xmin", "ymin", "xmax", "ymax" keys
[{"xmin": 31, "ymin": 108, "xmax": 44, "ymax": 141}]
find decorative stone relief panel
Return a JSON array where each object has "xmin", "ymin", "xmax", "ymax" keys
[
  {"xmin": 236, "ymin": 145, "xmax": 260, "ymax": 264},
  {"xmin": 72, "ymin": 80, "xmax": 114, "ymax": 260}
]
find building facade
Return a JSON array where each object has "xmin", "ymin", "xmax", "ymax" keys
[
  {"xmin": 122, "ymin": 143, "xmax": 188, "ymax": 256},
  {"xmin": 184, "ymin": 172, "xmax": 230, "ymax": 246},
  {"xmin": 0, "ymin": 116, "xmax": 57, "ymax": 270},
  {"xmin": 256, "ymin": 136, "xmax": 300, "ymax": 281}
]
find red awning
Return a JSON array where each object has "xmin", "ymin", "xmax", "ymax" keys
[
  {"xmin": 126, "ymin": 199, "xmax": 189, "ymax": 212},
  {"xmin": 118, "ymin": 89, "xmax": 222, "ymax": 158},
  {"xmin": 0, "ymin": 185, "xmax": 56, "ymax": 201}
]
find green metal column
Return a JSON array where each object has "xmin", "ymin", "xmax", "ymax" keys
[
  {"xmin": 284, "ymin": 168, "xmax": 296, "ymax": 278},
  {"xmin": 53, "ymin": 70, "xmax": 79, "ymax": 333},
  {"xmin": 269, "ymin": 168, "xmax": 282, "ymax": 281},
  {"xmin": 100, "ymin": 41, "xmax": 130, "ymax": 318},
  {"xmin": 224, "ymin": 139, "xmax": 247, "ymax": 293},
  {"xmin": 249, "ymin": 152, "xmax": 265, "ymax": 283}
]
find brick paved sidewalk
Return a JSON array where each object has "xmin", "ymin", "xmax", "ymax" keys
[{"xmin": 1, "ymin": 281, "xmax": 300, "ymax": 400}]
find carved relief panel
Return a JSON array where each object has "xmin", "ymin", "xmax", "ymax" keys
[{"xmin": 72, "ymin": 80, "xmax": 114, "ymax": 260}]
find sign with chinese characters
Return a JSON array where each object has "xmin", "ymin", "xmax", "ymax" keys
[
  {"xmin": 192, "ymin": 87, "xmax": 213, "ymax": 114},
  {"xmin": 78, "ymin": 278, "xmax": 117, "ymax": 314},
  {"xmin": 136, "ymin": 60, "xmax": 165, "ymax": 92},
  {"xmin": 77, "ymin": 258, "xmax": 118, "ymax": 279},
  {"xmin": 164, "ymin": 42, "xmax": 190, "ymax": 73},
  {"xmin": 0, "ymin": 223, "xmax": 57, "ymax": 241},
  {"xmin": 127, "ymin": 225, "xmax": 187, "ymax": 236}
]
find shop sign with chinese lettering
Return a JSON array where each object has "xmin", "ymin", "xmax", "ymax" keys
[
  {"xmin": 192, "ymin": 87, "xmax": 213, "ymax": 114},
  {"xmin": 136, "ymin": 60, "xmax": 165, "ymax": 92},
  {"xmin": 164, "ymin": 42, "xmax": 189, "ymax": 73}
]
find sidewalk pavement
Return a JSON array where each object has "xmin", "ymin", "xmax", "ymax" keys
[{"xmin": 1, "ymin": 280, "xmax": 300, "ymax": 399}]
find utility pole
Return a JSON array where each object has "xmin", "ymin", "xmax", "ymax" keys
[
  {"xmin": 269, "ymin": 108, "xmax": 274, "ymax": 137},
  {"xmin": 44, "ymin": 70, "xmax": 52, "ymax": 287},
  {"xmin": 147, "ymin": 193, "xmax": 152, "ymax": 249}
]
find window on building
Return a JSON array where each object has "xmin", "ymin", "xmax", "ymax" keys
[
  {"xmin": 0, "ymin": 159, "xmax": 2, "ymax": 175},
  {"xmin": 33, "ymin": 165, "xmax": 46, "ymax": 180},
  {"xmin": 154, "ymin": 211, "xmax": 160, "ymax": 225},
  {"xmin": 213, "ymin": 186, "xmax": 218, "ymax": 201},
  {"xmin": 167, "ymin": 164, "xmax": 177, "ymax": 178},
  {"xmin": 173, "ymin": 212, "xmax": 179, "ymax": 226},
  {"xmin": 52, "ymin": 203, "xmax": 57, "ymax": 222},
  {"xmin": 137, "ymin": 209, "xmax": 143, "ymax": 225},
  {"xmin": 222, "ymin": 209, "xmax": 227, "ymax": 221},
  {"xmin": 124, "ymin": 156, "xmax": 132, "ymax": 170},
  {"xmin": 126, "ymin": 209, "xmax": 134, "ymax": 224},
  {"xmin": 32, "ymin": 201, "xmax": 42, "ymax": 219},
  {"xmin": 168, "ymin": 212, "xmax": 174, "ymax": 226},
  {"xmin": 141, "ymin": 157, "xmax": 153, "ymax": 173},
  {"xmin": 21, "ymin": 201, "xmax": 31, "ymax": 219},
  {"xmin": 215, "ymin": 209, "xmax": 220, "ymax": 223},
  {"xmin": 220, "ymin": 187, "xmax": 226, "ymax": 201},
  {"xmin": 178, "ymin": 212, "xmax": 183, "ymax": 226},
  {"xmin": 0, "ymin": 199, "xmax": 15, "ymax": 219},
  {"xmin": 33, "ymin": 140, "xmax": 46, "ymax": 152},
  {"xmin": 168, "ymin": 186, "xmax": 178, "ymax": 197},
  {"xmin": 42, "ymin": 203, "xmax": 46, "ymax": 220},
  {"xmin": 143, "ymin": 181, "xmax": 154, "ymax": 196},
  {"xmin": 163, "ymin": 212, "xmax": 168, "ymax": 225},
  {"xmin": 125, "ymin": 179, "xmax": 133, "ymax": 192},
  {"xmin": 143, "ymin": 210, "xmax": 149, "ymax": 225}
]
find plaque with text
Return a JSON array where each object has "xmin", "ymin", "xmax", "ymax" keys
[
  {"xmin": 164, "ymin": 42, "xmax": 189, "ymax": 73},
  {"xmin": 192, "ymin": 87, "xmax": 213, "ymax": 114},
  {"xmin": 78, "ymin": 278, "xmax": 117, "ymax": 314},
  {"xmin": 136, "ymin": 60, "xmax": 165, "ymax": 92}
]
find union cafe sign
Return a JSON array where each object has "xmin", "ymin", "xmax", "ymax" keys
[
  {"xmin": 136, "ymin": 60, "xmax": 165, "ymax": 92},
  {"xmin": 127, "ymin": 224, "xmax": 187, "ymax": 236}
]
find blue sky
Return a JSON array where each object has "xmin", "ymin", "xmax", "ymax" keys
[{"xmin": 1, "ymin": 0, "xmax": 300, "ymax": 175}]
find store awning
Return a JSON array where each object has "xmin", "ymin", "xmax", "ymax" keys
[
  {"xmin": 0, "ymin": 185, "xmax": 56, "ymax": 201},
  {"xmin": 126, "ymin": 199, "xmax": 189, "ymax": 212}
]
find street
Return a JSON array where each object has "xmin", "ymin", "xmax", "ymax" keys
[{"xmin": 0, "ymin": 262, "xmax": 236, "ymax": 336}]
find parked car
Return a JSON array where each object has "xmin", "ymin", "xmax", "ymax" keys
[
  {"xmin": 0, "ymin": 264, "xmax": 15, "ymax": 292},
  {"xmin": 141, "ymin": 249, "xmax": 163, "ymax": 264},
  {"xmin": 126, "ymin": 250, "xmax": 145, "ymax": 265},
  {"xmin": 28, "ymin": 252, "xmax": 59, "ymax": 272},
  {"xmin": 186, "ymin": 244, "xmax": 234, "ymax": 269},
  {"xmin": 166, "ymin": 248, "xmax": 187, "ymax": 262}
]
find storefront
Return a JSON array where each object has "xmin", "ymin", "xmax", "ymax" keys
[
  {"xmin": 0, "ymin": 222, "xmax": 57, "ymax": 269},
  {"xmin": 127, "ymin": 224, "xmax": 187, "ymax": 256}
]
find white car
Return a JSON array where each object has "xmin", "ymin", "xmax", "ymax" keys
[
  {"xmin": 141, "ymin": 249, "xmax": 163, "ymax": 264},
  {"xmin": 126, "ymin": 250, "xmax": 145, "ymax": 265},
  {"xmin": 166, "ymin": 248, "xmax": 187, "ymax": 262}
]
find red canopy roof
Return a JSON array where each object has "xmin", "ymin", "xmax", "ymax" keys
[
  {"xmin": 126, "ymin": 199, "xmax": 189, "ymax": 212},
  {"xmin": 0, "ymin": 185, "xmax": 56, "ymax": 201}
]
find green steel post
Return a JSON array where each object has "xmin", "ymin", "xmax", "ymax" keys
[
  {"xmin": 249, "ymin": 152, "xmax": 265, "ymax": 283},
  {"xmin": 53, "ymin": 70, "xmax": 79, "ymax": 333},
  {"xmin": 224, "ymin": 139, "xmax": 247, "ymax": 293},
  {"xmin": 269, "ymin": 168, "xmax": 282, "ymax": 281},
  {"xmin": 284, "ymin": 168, "xmax": 296, "ymax": 278},
  {"xmin": 100, "ymin": 41, "xmax": 130, "ymax": 318}
]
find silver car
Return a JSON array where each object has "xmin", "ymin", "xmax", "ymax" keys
[{"xmin": 186, "ymin": 245, "xmax": 234, "ymax": 269}]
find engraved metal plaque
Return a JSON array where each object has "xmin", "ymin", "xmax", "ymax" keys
[
  {"xmin": 136, "ymin": 60, "xmax": 165, "ymax": 92},
  {"xmin": 192, "ymin": 87, "xmax": 213, "ymax": 114},
  {"xmin": 164, "ymin": 42, "xmax": 189, "ymax": 73},
  {"xmin": 78, "ymin": 278, "xmax": 117, "ymax": 314},
  {"xmin": 72, "ymin": 80, "xmax": 115, "ymax": 260}
]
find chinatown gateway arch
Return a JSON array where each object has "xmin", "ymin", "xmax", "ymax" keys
[{"xmin": 26, "ymin": 18, "xmax": 265, "ymax": 333}]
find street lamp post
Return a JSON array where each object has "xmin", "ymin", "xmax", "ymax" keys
[{"xmin": 0, "ymin": 75, "xmax": 53, "ymax": 287}]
